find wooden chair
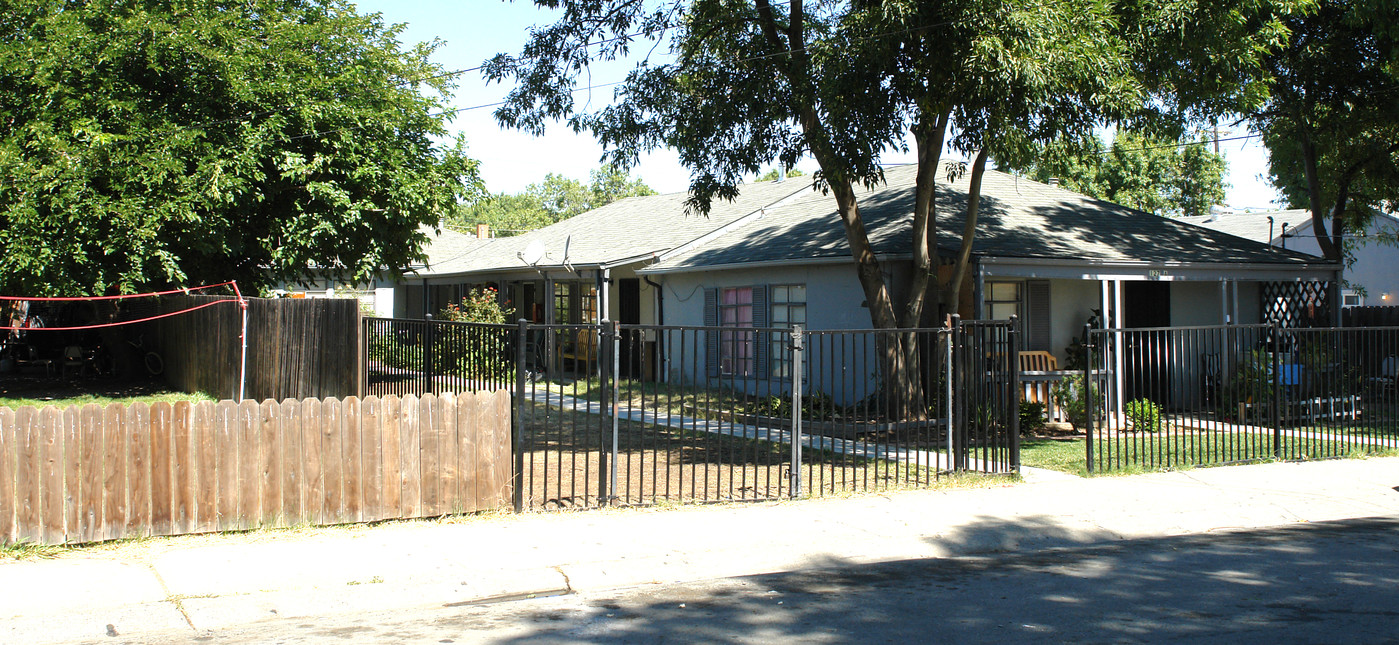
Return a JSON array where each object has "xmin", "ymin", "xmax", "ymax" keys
[
  {"xmin": 559, "ymin": 328, "xmax": 598, "ymax": 367},
  {"xmin": 1018, "ymin": 351, "xmax": 1058, "ymax": 372}
]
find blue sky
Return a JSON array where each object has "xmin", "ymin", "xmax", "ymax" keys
[{"xmin": 352, "ymin": 0, "xmax": 1284, "ymax": 210}]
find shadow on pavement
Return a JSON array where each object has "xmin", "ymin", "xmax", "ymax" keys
[
  {"xmin": 109, "ymin": 514, "xmax": 1399, "ymax": 644},
  {"xmin": 478, "ymin": 516, "xmax": 1399, "ymax": 644}
]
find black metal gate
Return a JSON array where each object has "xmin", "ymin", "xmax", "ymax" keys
[{"xmin": 362, "ymin": 317, "xmax": 1022, "ymax": 511}]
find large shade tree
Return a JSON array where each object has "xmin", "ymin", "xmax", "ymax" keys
[
  {"xmin": 0, "ymin": 0, "xmax": 482, "ymax": 296},
  {"xmin": 1252, "ymin": 0, "xmax": 1399, "ymax": 262},
  {"xmin": 487, "ymin": 0, "xmax": 1292, "ymax": 417}
]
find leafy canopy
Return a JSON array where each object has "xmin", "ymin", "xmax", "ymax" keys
[
  {"xmin": 452, "ymin": 165, "xmax": 655, "ymax": 236},
  {"xmin": 1253, "ymin": 0, "xmax": 1399, "ymax": 260},
  {"xmin": 1026, "ymin": 130, "xmax": 1228, "ymax": 217},
  {"xmin": 0, "ymin": 0, "xmax": 482, "ymax": 296}
]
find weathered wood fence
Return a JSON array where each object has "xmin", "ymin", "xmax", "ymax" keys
[
  {"xmin": 1343, "ymin": 306, "xmax": 1399, "ymax": 327},
  {"xmin": 0, "ymin": 392, "xmax": 511, "ymax": 546},
  {"xmin": 155, "ymin": 295, "xmax": 362, "ymax": 402}
]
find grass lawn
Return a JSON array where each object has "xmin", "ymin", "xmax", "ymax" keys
[
  {"xmin": 1022, "ymin": 430, "xmax": 1399, "ymax": 477},
  {"xmin": 0, "ymin": 375, "xmax": 214, "ymax": 411}
]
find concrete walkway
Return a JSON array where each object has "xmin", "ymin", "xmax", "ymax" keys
[{"xmin": 4, "ymin": 457, "xmax": 1399, "ymax": 644}]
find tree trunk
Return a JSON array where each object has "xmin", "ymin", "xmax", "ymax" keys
[
  {"xmin": 944, "ymin": 148, "xmax": 991, "ymax": 318},
  {"xmin": 1299, "ymin": 129, "xmax": 1342, "ymax": 261}
]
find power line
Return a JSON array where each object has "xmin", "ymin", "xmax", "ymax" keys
[{"xmin": 106, "ymin": 5, "xmax": 956, "ymax": 149}]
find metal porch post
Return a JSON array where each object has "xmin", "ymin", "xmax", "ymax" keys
[
  {"xmin": 1084, "ymin": 323, "xmax": 1095, "ymax": 475},
  {"xmin": 789, "ymin": 325, "xmax": 804, "ymax": 499}
]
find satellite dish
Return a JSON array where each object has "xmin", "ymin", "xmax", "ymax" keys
[{"xmin": 518, "ymin": 240, "xmax": 546, "ymax": 266}]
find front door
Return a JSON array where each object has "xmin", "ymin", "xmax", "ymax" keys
[
  {"xmin": 618, "ymin": 279, "xmax": 643, "ymax": 377},
  {"xmin": 1123, "ymin": 281, "xmax": 1172, "ymax": 405}
]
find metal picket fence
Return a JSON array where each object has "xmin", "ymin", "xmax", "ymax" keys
[
  {"xmin": 363, "ymin": 316, "xmax": 1022, "ymax": 511},
  {"xmin": 1082, "ymin": 324, "xmax": 1399, "ymax": 473}
]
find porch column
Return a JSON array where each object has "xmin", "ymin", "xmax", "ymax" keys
[
  {"xmin": 973, "ymin": 260, "xmax": 986, "ymax": 319},
  {"xmin": 1100, "ymin": 280, "xmax": 1110, "ymax": 327},
  {"xmin": 1219, "ymin": 280, "xmax": 1229, "ymax": 324},
  {"xmin": 1330, "ymin": 272, "xmax": 1343, "ymax": 326},
  {"xmin": 544, "ymin": 274, "xmax": 556, "ymax": 375},
  {"xmin": 598, "ymin": 269, "xmax": 610, "ymax": 325},
  {"xmin": 421, "ymin": 278, "xmax": 429, "ymax": 319},
  {"xmin": 1232, "ymin": 281, "xmax": 1240, "ymax": 325},
  {"xmin": 1112, "ymin": 280, "xmax": 1124, "ymax": 419}
]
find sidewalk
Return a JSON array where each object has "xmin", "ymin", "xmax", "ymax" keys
[{"xmin": 4, "ymin": 457, "xmax": 1399, "ymax": 644}]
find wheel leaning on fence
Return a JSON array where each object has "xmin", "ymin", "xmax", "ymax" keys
[{"xmin": 142, "ymin": 350, "xmax": 164, "ymax": 376}]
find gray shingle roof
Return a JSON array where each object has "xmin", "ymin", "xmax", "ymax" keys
[
  {"xmin": 419, "ymin": 225, "xmax": 486, "ymax": 269},
  {"xmin": 1174, "ymin": 209, "xmax": 1313, "ymax": 246},
  {"xmin": 416, "ymin": 180, "xmax": 808, "ymax": 277},
  {"xmin": 642, "ymin": 165, "xmax": 1326, "ymax": 272}
]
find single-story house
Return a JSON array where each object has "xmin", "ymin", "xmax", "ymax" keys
[
  {"xmin": 1178, "ymin": 208, "xmax": 1399, "ymax": 308},
  {"xmin": 394, "ymin": 164, "xmax": 1340, "ymax": 399}
]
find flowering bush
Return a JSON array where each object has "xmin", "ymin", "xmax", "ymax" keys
[
  {"xmin": 437, "ymin": 288, "xmax": 513, "ymax": 324},
  {"xmin": 434, "ymin": 288, "xmax": 514, "ymax": 378}
]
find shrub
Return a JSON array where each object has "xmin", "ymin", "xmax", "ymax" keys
[
  {"xmin": 1124, "ymin": 398, "xmax": 1162, "ymax": 432},
  {"xmin": 1019, "ymin": 401, "xmax": 1047, "ymax": 435},
  {"xmin": 437, "ymin": 288, "xmax": 514, "ymax": 324},
  {"xmin": 1222, "ymin": 349, "xmax": 1274, "ymax": 422},
  {"xmin": 1051, "ymin": 374, "xmax": 1103, "ymax": 433}
]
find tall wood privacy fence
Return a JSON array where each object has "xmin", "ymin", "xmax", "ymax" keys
[
  {"xmin": 155, "ymin": 295, "xmax": 362, "ymax": 402},
  {"xmin": 1343, "ymin": 306, "xmax": 1399, "ymax": 327},
  {"xmin": 0, "ymin": 393, "xmax": 511, "ymax": 546}
]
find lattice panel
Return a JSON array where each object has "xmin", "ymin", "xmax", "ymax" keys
[{"xmin": 1261, "ymin": 281, "xmax": 1333, "ymax": 328}]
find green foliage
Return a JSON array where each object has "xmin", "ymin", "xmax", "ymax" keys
[
  {"xmin": 1051, "ymin": 374, "xmax": 1104, "ymax": 433},
  {"xmin": 366, "ymin": 329, "xmax": 420, "ymax": 372},
  {"xmin": 1223, "ymin": 350, "xmax": 1276, "ymax": 422},
  {"xmin": 1026, "ymin": 130, "xmax": 1228, "ymax": 217},
  {"xmin": 1063, "ymin": 332, "xmax": 1099, "ymax": 372},
  {"xmin": 453, "ymin": 165, "xmax": 655, "ymax": 236},
  {"xmin": 437, "ymin": 288, "xmax": 514, "ymax": 324},
  {"xmin": 744, "ymin": 392, "xmax": 835, "ymax": 420},
  {"xmin": 755, "ymin": 168, "xmax": 806, "ymax": 182},
  {"xmin": 1124, "ymin": 398, "xmax": 1164, "ymax": 432},
  {"xmin": 486, "ymin": 0, "xmax": 1148, "ymax": 333},
  {"xmin": 0, "ymin": 0, "xmax": 483, "ymax": 296},
  {"xmin": 1253, "ymin": 0, "xmax": 1399, "ymax": 261},
  {"xmin": 433, "ymin": 289, "xmax": 514, "ymax": 378},
  {"xmin": 1019, "ymin": 401, "xmax": 1048, "ymax": 435}
]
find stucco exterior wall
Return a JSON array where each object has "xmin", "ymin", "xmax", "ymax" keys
[{"xmin": 651, "ymin": 262, "xmax": 892, "ymax": 403}]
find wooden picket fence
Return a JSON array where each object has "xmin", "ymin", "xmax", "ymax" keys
[{"xmin": 0, "ymin": 392, "xmax": 512, "ymax": 546}]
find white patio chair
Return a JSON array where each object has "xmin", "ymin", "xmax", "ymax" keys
[{"xmin": 1369, "ymin": 356, "xmax": 1398, "ymax": 395}]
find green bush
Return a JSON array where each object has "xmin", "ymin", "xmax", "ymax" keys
[
  {"xmin": 1019, "ymin": 400, "xmax": 1047, "ymax": 435},
  {"xmin": 437, "ymin": 288, "xmax": 514, "ymax": 324},
  {"xmin": 1222, "ymin": 349, "xmax": 1274, "ymax": 422},
  {"xmin": 433, "ymin": 289, "xmax": 515, "ymax": 378},
  {"xmin": 1051, "ymin": 374, "xmax": 1103, "ymax": 433},
  {"xmin": 1124, "ymin": 398, "xmax": 1162, "ymax": 432},
  {"xmin": 367, "ymin": 329, "xmax": 421, "ymax": 370}
]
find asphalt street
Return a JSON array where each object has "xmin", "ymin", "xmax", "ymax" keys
[{"xmin": 88, "ymin": 515, "xmax": 1399, "ymax": 644}]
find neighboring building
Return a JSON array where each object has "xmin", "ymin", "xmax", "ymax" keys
[
  {"xmin": 1179, "ymin": 208, "xmax": 1399, "ymax": 307},
  {"xmin": 272, "ymin": 225, "xmax": 482, "ymax": 318}
]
